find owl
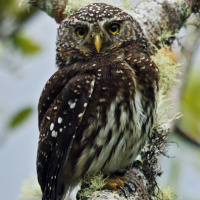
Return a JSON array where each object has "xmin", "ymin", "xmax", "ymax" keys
[{"xmin": 37, "ymin": 3, "xmax": 159, "ymax": 200}]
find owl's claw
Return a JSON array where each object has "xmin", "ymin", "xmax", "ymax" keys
[
  {"xmin": 123, "ymin": 180, "xmax": 134, "ymax": 192},
  {"xmin": 116, "ymin": 185, "xmax": 127, "ymax": 198},
  {"xmin": 129, "ymin": 179, "xmax": 137, "ymax": 191},
  {"xmin": 104, "ymin": 175, "xmax": 136, "ymax": 197}
]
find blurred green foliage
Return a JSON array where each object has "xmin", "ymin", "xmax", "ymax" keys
[
  {"xmin": 0, "ymin": 0, "xmax": 37, "ymax": 23},
  {"xmin": 180, "ymin": 69, "xmax": 200, "ymax": 142},
  {"xmin": 12, "ymin": 31, "xmax": 41, "ymax": 54},
  {"xmin": 0, "ymin": 0, "xmax": 40, "ymax": 130},
  {"xmin": 0, "ymin": 0, "xmax": 40, "ymax": 55},
  {"xmin": 8, "ymin": 107, "xmax": 33, "ymax": 129}
]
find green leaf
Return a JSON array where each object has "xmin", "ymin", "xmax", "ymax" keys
[
  {"xmin": 8, "ymin": 107, "xmax": 33, "ymax": 129},
  {"xmin": 181, "ymin": 69, "xmax": 200, "ymax": 142},
  {"xmin": 12, "ymin": 32, "xmax": 41, "ymax": 55}
]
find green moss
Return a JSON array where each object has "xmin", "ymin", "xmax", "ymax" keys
[
  {"xmin": 152, "ymin": 45, "xmax": 182, "ymax": 126},
  {"xmin": 152, "ymin": 46, "xmax": 181, "ymax": 94},
  {"xmin": 156, "ymin": 185, "xmax": 176, "ymax": 200},
  {"xmin": 157, "ymin": 30, "xmax": 175, "ymax": 44},
  {"xmin": 64, "ymin": 0, "xmax": 94, "ymax": 15},
  {"xmin": 79, "ymin": 173, "xmax": 106, "ymax": 199},
  {"xmin": 119, "ymin": 0, "xmax": 133, "ymax": 11},
  {"xmin": 18, "ymin": 175, "xmax": 41, "ymax": 200}
]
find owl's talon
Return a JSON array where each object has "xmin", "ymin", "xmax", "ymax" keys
[
  {"xmin": 123, "ymin": 180, "xmax": 134, "ymax": 192},
  {"xmin": 104, "ymin": 175, "xmax": 136, "ymax": 197},
  {"xmin": 129, "ymin": 179, "xmax": 137, "ymax": 191},
  {"xmin": 116, "ymin": 185, "xmax": 127, "ymax": 197}
]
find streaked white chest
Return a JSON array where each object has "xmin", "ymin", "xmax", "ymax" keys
[{"xmin": 76, "ymin": 90, "xmax": 147, "ymax": 176}]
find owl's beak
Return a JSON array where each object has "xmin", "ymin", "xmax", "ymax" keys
[{"xmin": 93, "ymin": 33, "xmax": 102, "ymax": 53}]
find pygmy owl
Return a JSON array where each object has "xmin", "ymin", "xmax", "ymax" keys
[{"xmin": 37, "ymin": 3, "xmax": 159, "ymax": 200}]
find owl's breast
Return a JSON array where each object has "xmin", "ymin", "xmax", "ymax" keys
[{"xmin": 74, "ymin": 60, "xmax": 150, "ymax": 176}]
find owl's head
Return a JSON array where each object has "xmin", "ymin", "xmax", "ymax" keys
[{"xmin": 56, "ymin": 3, "xmax": 147, "ymax": 68}]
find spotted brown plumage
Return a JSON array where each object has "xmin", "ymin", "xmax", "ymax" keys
[{"xmin": 37, "ymin": 3, "xmax": 159, "ymax": 200}]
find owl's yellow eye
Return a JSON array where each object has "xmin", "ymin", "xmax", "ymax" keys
[
  {"xmin": 75, "ymin": 27, "xmax": 87, "ymax": 38},
  {"xmin": 108, "ymin": 23, "xmax": 120, "ymax": 35}
]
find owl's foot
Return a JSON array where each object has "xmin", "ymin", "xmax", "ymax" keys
[{"xmin": 104, "ymin": 175, "xmax": 136, "ymax": 197}]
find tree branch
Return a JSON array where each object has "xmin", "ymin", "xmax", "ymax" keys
[
  {"xmin": 28, "ymin": 0, "xmax": 68, "ymax": 23},
  {"xmin": 131, "ymin": 0, "xmax": 199, "ymax": 46}
]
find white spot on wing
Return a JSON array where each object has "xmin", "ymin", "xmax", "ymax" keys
[
  {"xmin": 78, "ymin": 113, "xmax": 83, "ymax": 118},
  {"xmin": 51, "ymin": 131, "xmax": 57, "ymax": 137},
  {"xmin": 59, "ymin": 128, "xmax": 63, "ymax": 132},
  {"xmin": 58, "ymin": 117, "xmax": 63, "ymax": 124},
  {"xmin": 50, "ymin": 123, "xmax": 54, "ymax": 131},
  {"xmin": 70, "ymin": 102, "xmax": 76, "ymax": 109},
  {"xmin": 99, "ymin": 98, "xmax": 106, "ymax": 102}
]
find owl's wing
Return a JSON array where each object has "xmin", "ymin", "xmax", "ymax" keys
[{"xmin": 37, "ymin": 67, "xmax": 95, "ymax": 199}]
